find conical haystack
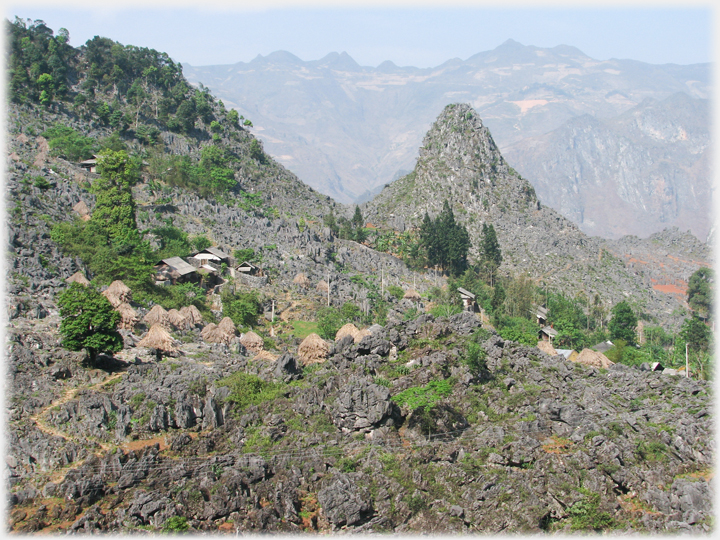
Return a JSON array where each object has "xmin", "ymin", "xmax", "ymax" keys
[
  {"xmin": 143, "ymin": 304, "xmax": 170, "ymax": 329},
  {"xmin": 536, "ymin": 340, "xmax": 557, "ymax": 356},
  {"xmin": 217, "ymin": 317, "xmax": 238, "ymax": 337},
  {"xmin": 167, "ymin": 309, "xmax": 191, "ymax": 330},
  {"xmin": 298, "ymin": 333, "xmax": 329, "ymax": 366},
  {"xmin": 204, "ymin": 326, "xmax": 232, "ymax": 344},
  {"xmin": 66, "ymin": 271, "xmax": 90, "ymax": 286},
  {"xmin": 354, "ymin": 328, "xmax": 371, "ymax": 344},
  {"xmin": 293, "ymin": 273, "xmax": 310, "ymax": 288},
  {"xmin": 574, "ymin": 348, "xmax": 614, "ymax": 369},
  {"xmin": 179, "ymin": 305, "xmax": 203, "ymax": 325},
  {"xmin": 103, "ymin": 280, "xmax": 132, "ymax": 308},
  {"xmin": 335, "ymin": 323, "xmax": 359, "ymax": 342},
  {"xmin": 137, "ymin": 323, "xmax": 177, "ymax": 361},
  {"xmin": 253, "ymin": 350, "xmax": 277, "ymax": 362},
  {"xmin": 73, "ymin": 200, "xmax": 91, "ymax": 221},
  {"xmin": 403, "ymin": 289, "xmax": 421, "ymax": 301},
  {"xmin": 201, "ymin": 322, "xmax": 217, "ymax": 340},
  {"xmin": 116, "ymin": 302, "xmax": 139, "ymax": 330},
  {"xmin": 316, "ymin": 280, "xmax": 329, "ymax": 293},
  {"xmin": 240, "ymin": 330, "xmax": 264, "ymax": 353}
]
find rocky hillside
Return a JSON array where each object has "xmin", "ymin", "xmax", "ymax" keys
[
  {"xmin": 182, "ymin": 40, "xmax": 710, "ymax": 240},
  {"xmin": 7, "ymin": 309, "xmax": 713, "ymax": 534},
  {"xmin": 504, "ymin": 93, "xmax": 711, "ymax": 240},
  {"xmin": 365, "ymin": 103, "xmax": 711, "ymax": 327}
]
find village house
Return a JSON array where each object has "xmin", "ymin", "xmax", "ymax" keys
[
  {"xmin": 78, "ymin": 155, "xmax": 98, "ymax": 173},
  {"xmin": 154, "ymin": 256, "xmax": 200, "ymax": 286},
  {"xmin": 457, "ymin": 287, "xmax": 477, "ymax": 312},
  {"xmin": 539, "ymin": 325, "xmax": 558, "ymax": 342},
  {"xmin": 190, "ymin": 247, "xmax": 231, "ymax": 270}
]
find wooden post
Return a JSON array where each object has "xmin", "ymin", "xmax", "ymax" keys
[
  {"xmin": 381, "ymin": 266, "xmax": 384, "ymax": 296},
  {"xmin": 327, "ymin": 269, "xmax": 330, "ymax": 307},
  {"xmin": 271, "ymin": 300, "xmax": 275, "ymax": 323},
  {"xmin": 686, "ymin": 342, "xmax": 689, "ymax": 378}
]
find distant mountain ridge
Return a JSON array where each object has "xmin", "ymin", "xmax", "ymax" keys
[{"xmin": 182, "ymin": 39, "xmax": 710, "ymax": 240}]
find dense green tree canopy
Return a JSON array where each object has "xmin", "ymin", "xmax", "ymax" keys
[
  {"xmin": 687, "ymin": 267, "xmax": 713, "ymax": 319},
  {"xmin": 57, "ymin": 282, "xmax": 123, "ymax": 363},
  {"xmin": 608, "ymin": 301, "xmax": 638, "ymax": 346},
  {"xmin": 418, "ymin": 201, "xmax": 471, "ymax": 277}
]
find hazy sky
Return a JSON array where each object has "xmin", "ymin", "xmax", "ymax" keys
[{"xmin": 6, "ymin": 1, "xmax": 714, "ymax": 68}]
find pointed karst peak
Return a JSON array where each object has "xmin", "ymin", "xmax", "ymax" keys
[
  {"xmin": 436, "ymin": 103, "xmax": 483, "ymax": 127},
  {"xmin": 253, "ymin": 50, "xmax": 303, "ymax": 65},
  {"xmin": 496, "ymin": 38, "xmax": 524, "ymax": 50}
]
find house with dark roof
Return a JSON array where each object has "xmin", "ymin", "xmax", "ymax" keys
[
  {"xmin": 154, "ymin": 256, "xmax": 199, "ymax": 285},
  {"xmin": 457, "ymin": 287, "xmax": 477, "ymax": 312},
  {"xmin": 539, "ymin": 325, "xmax": 558, "ymax": 342}
]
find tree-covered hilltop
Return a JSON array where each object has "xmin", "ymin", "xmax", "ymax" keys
[{"xmin": 6, "ymin": 17, "xmax": 335, "ymax": 216}]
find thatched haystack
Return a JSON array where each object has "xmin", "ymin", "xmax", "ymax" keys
[
  {"xmin": 167, "ymin": 309, "xmax": 191, "ymax": 330},
  {"xmin": 536, "ymin": 340, "xmax": 557, "ymax": 356},
  {"xmin": 217, "ymin": 317, "xmax": 238, "ymax": 337},
  {"xmin": 103, "ymin": 280, "xmax": 132, "ymax": 308},
  {"xmin": 403, "ymin": 289, "xmax": 421, "ymax": 301},
  {"xmin": 73, "ymin": 200, "xmax": 91, "ymax": 221},
  {"xmin": 137, "ymin": 323, "xmax": 177, "ymax": 361},
  {"xmin": 240, "ymin": 331, "xmax": 264, "ymax": 353},
  {"xmin": 179, "ymin": 305, "xmax": 203, "ymax": 325},
  {"xmin": 66, "ymin": 271, "xmax": 90, "ymax": 286},
  {"xmin": 143, "ymin": 304, "xmax": 170, "ymax": 329},
  {"xmin": 253, "ymin": 350, "xmax": 277, "ymax": 362},
  {"xmin": 354, "ymin": 328, "xmax": 371, "ymax": 344},
  {"xmin": 116, "ymin": 302, "xmax": 139, "ymax": 330},
  {"xmin": 200, "ymin": 323, "xmax": 217, "ymax": 340},
  {"xmin": 574, "ymin": 348, "xmax": 614, "ymax": 369},
  {"xmin": 316, "ymin": 280, "xmax": 329, "ymax": 293},
  {"xmin": 298, "ymin": 333, "xmax": 329, "ymax": 366},
  {"xmin": 335, "ymin": 323, "xmax": 359, "ymax": 342},
  {"xmin": 293, "ymin": 273, "xmax": 310, "ymax": 288}
]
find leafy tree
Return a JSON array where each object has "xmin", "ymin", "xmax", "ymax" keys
[
  {"xmin": 89, "ymin": 150, "xmax": 140, "ymax": 248},
  {"xmin": 57, "ymin": 282, "xmax": 123, "ymax": 364},
  {"xmin": 480, "ymin": 223, "xmax": 502, "ymax": 285},
  {"xmin": 227, "ymin": 109, "xmax": 239, "ymax": 127},
  {"xmin": 249, "ymin": 139, "xmax": 265, "ymax": 162},
  {"xmin": 608, "ymin": 301, "xmax": 637, "ymax": 346},
  {"xmin": 418, "ymin": 201, "xmax": 470, "ymax": 276},
  {"xmin": 222, "ymin": 290, "xmax": 261, "ymax": 328},
  {"xmin": 680, "ymin": 315, "xmax": 711, "ymax": 353},
  {"xmin": 42, "ymin": 124, "xmax": 96, "ymax": 161},
  {"xmin": 687, "ymin": 267, "xmax": 713, "ymax": 320}
]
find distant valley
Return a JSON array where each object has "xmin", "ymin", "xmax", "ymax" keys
[{"xmin": 182, "ymin": 40, "xmax": 711, "ymax": 240}]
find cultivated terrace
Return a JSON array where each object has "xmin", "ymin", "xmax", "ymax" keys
[{"xmin": 4, "ymin": 18, "xmax": 714, "ymax": 534}]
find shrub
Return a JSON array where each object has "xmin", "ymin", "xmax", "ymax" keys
[
  {"xmin": 568, "ymin": 489, "xmax": 614, "ymax": 531},
  {"xmin": 392, "ymin": 379, "xmax": 453, "ymax": 411},
  {"xmin": 387, "ymin": 285, "xmax": 404, "ymax": 300},
  {"xmin": 218, "ymin": 372, "xmax": 284, "ymax": 411},
  {"xmin": 162, "ymin": 516, "xmax": 189, "ymax": 532}
]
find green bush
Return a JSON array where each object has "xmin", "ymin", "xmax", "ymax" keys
[
  {"xmin": 162, "ymin": 516, "xmax": 189, "ymax": 533},
  {"xmin": 218, "ymin": 372, "xmax": 284, "ymax": 411},
  {"xmin": 392, "ymin": 379, "xmax": 453, "ymax": 411},
  {"xmin": 222, "ymin": 290, "xmax": 261, "ymax": 328},
  {"xmin": 568, "ymin": 489, "xmax": 614, "ymax": 531},
  {"xmin": 463, "ymin": 341, "xmax": 487, "ymax": 378},
  {"xmin": 42, "ymin": 124, "xmax": 96, "ymax": 161},
  {"xmin": 387, "ymin": 285, "xmax": 404, "ymax": 300}
]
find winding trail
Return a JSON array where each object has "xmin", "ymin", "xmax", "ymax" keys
[{"xmin": 30, "ymin": 372, "xmax": 125, "ymax": 454}]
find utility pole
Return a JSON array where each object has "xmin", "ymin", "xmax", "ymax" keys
[
  {"xmin": 327, "ymin": 268, "xmax": 330, "ymax": 307},
  {"xmin": 381, "ymin": 265, "xmax": 384, "ymax": 297},
  {"xmin": 271, "ymin": 300, "xmax": 275, "ymax": 323},
  {"xmin": 686, "ymin": 342, "xmax": 689, "ymax": 378}
]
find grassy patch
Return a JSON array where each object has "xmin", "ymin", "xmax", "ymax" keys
[{"xmin": 292, "ymin": 320, "xmax": 320, "ymax": 339}]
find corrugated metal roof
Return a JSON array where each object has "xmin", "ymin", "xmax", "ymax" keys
[
  {"xmin": 158, "ymin": 257, "xmax": 197, "ymax": 276},
  {"xmin": 457, "ymin": 287, "xmax": 476, "ymax": 299}
]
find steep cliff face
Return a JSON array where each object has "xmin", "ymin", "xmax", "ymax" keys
[
  {"xmin": 503, "ymin": 93, "xmax": 711, "ymax": 240},
  {"xmin": 365, "ymin": 104, "xmax": 710, "ymax": 325}
]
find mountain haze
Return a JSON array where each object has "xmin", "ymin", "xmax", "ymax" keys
[{"xmin": 182, "ymin": 40, "xmax": 710, "ymax": 239}]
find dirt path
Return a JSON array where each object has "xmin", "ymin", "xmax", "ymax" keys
[{"xmin": 30, "ymin": 372, "xmax": 125, "ymax": 452}]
